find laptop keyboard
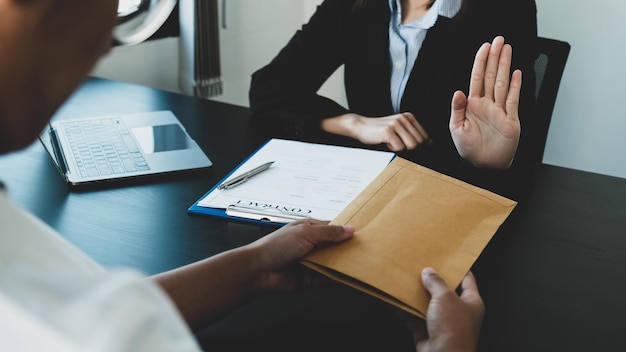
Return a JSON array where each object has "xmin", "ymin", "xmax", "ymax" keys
[{"xmin": 62, "ymin": 118, "xmax": 150, "ymax": 177}]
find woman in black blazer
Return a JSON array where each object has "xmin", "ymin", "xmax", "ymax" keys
[{"xmin": 249, "ymin": 0, "xmax": 538, "ymax": 198}]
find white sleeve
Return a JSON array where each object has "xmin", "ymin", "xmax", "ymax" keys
[
  {"xmin": 0, "ymin": 190, "xmax": 203, "ymax": 352},
  {"xmin": 1, "ymin": 270, "xmax": 203, "ymax": 352}
]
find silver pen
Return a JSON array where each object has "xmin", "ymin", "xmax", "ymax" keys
[{"xmin": 218, "ymin": 161, "xmax": 275, "ymax": 190}]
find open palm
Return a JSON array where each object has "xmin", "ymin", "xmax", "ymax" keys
[{"xmin": 449, "ymin": 36, "xmax": 522, "ymax": 169}]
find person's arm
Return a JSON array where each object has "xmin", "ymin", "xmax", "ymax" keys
[
  {"xmin": 249, "ymin": 0, "xmax": 350, "ymax": 141},
  {"xmin": 406, "ymin": 268, "xmax": 485, "ymax": 352},
  {"xmin": 151, "ymin": 220, "xmax": 354, "ymax": 332},
  {"xmin": 449, "ymin": 36, "xmax": 521, "ymax": 169},
  {"xmin": 321, "ymin": 112, "xmax": 432, "ymax": 152}
]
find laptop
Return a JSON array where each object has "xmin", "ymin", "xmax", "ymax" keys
[{"xmin": 39, "ymin": 110, "xmax": 212, "ymax": 186}]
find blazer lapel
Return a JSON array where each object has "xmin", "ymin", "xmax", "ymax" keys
[
  {"xmin": 401, "ymin": 16, "xmax": 461, "ymax": 109},
  {"xmin": 347, "ymin": 1, "xmax": 394, "ymax": 115}
]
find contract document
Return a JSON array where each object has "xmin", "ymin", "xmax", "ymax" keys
[{"xmin": 190, "ymin": 139, "xmax": 395, "ymax": 225}]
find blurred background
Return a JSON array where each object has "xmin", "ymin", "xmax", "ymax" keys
[{"xmin": 94, "ymin": 0, "xmax": 626, "ymax": 180}]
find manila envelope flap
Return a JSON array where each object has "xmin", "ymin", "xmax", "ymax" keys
[{"xmin": 300, "ymin": 157, "xmax": 516, "ymax": 318}]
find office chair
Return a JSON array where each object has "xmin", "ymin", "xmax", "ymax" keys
[{"xmin": 532, "ymin": 36, "xmax": 571, "ymax": 163}]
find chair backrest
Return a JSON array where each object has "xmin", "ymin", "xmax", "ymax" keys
[{"xmin": 532, "ymin": 36, "xmax": 571, "ymax": 163}]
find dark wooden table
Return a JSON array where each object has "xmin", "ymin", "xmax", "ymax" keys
[{"xmin": 1, "ymin": 78, "xmax": 625, "ymax": 352}]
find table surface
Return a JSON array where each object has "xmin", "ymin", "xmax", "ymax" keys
[{"xmin": 1, "ymin": 77, "xmax": 625, "ymax": 352}]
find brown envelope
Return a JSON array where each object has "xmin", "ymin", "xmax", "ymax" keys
[{"xmin": 300, "ymin": 157, "xmax": 516, "ymax": 318}]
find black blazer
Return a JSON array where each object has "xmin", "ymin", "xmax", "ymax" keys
[{"xmin": 249, "ymin": 0, "xmax": 538, "ymax": 198}]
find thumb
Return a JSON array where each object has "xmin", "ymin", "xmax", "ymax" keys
[
  {"xmin": 421, "ymin": 267, "xmax": 451, "ymax": 298},
  {"xmin": 449, "ymin": 90, "xmax": 467, "ymax": 130},
  {"xmin": 302, "ymin": 223, "xmax": 355, "ymax": 245}
]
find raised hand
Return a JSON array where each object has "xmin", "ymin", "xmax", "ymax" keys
[{"xmin": 449, "ymin": 36, "xmax": 522, "ymax": 169}]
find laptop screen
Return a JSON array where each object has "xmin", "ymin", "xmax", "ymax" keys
[{"xmin": 131, "ymin": 124, "xmax": 191, "ymax": 154}]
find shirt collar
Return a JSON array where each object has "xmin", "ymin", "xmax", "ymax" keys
[
  {"xmin": 439, "ymin": 0, "xmax": 462, "ymax": 18},
  {"xmin": 388, "ymin": 0, "xmax": 462, "ymax": 29}
]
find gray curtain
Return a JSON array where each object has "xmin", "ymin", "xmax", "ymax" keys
[{"xmin": 179, "ymin": 0, "xmax": 223, "ymax": 98}]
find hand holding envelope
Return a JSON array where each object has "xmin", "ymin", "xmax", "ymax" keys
[{"xmin": 300, "ymin": 157, "xmax": 517, "ymax": 318}]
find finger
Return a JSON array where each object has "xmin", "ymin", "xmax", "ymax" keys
[
  {"xmin": 393, "ymin": 308, "xmax": 427, "ymax": 344},
  {"xmin": 459, "ymin": 271, "xmax": 485, "ymax": 313},
  {"xmin": 468, "ymin": 42, "xmax": 490, "ymax": 98},
  {"xmin": 401, "ymin": 113, "xmax": 430, "ymax": 145},
  {"xmin": 289, "ymin": 218, "xmax": 328, "ymax": 226},
  {"xmin": 411, "ymin": 321, "xmax": 428, "ymax": 345},
  {"xmin": 303, "ymin": 223, "xmax": 355, "ymax": 244},
  {"xmin": 280, "ymin": 219, "xmax": 354, "ymax": 243},
  {"xmin": 392, "ymin": 114, "xmax": 429, "ymax": 149},
  {"xmin": 386, "ymin": 123, "xmax": 414, "ymax": 151},
  {"xmin": 506, "ymin": 69, "xmax": 522, "ymax": 117},
  {"xmin": 449, "ymin": 90, "xmax": 467, "ymax": 130},
  {"xmin": 421, "ymin": 267, "xmax": 452, "ymax": 297},
  {"xmin": 381, "ymin": 117, "xmax": 416, "ymax": 151},
  {"xmin": 494, "ymin": 43, "xmax": 513, "ymax": 108},
  {"xmin": 483, "ymin": 36, "xmax": 505, "ymax": 99},
  {"xmin": 460, "ymin": 271, "xmax": 479, "ymax": 294},
  {"xmin": 385, "ymin": 131, "xmax": 406, "ymax": 152}
]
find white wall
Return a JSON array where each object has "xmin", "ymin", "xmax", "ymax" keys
[
  {"xmin": 537, "ymin": 0, "xmax": 626, "ymax": 179},
  {"xmin": 93, "ymin": 0, "xmax": 319, "ymax": 106},
  {"xmin": 92, "ymin": 38, "xmax": 181, "ymax": 93},
  {"xmin": 93, "ymin": 0, "xmax": 626, "ymax": 179}
]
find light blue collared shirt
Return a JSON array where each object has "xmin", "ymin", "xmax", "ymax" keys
[{"xmin": 388, "ymin": 0, "xmax": 462, "ymax": 113}]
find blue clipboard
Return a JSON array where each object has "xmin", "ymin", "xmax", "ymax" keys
[
  {"xmin": 188, "ymin": 138, "xmax": 396, "ymax": 227},
  {"xmin": 187, "ymin": 139, "xmax": 287, "ymax": 227}
]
